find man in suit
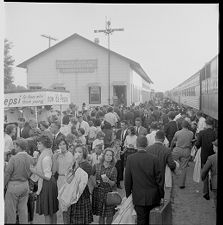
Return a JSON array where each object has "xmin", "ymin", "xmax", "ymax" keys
[
  {"xmin": 17, "ymin": 118, "xmax": 26, "ymax": 139},
  {"xmin": 146, "ymin": 130, "xmax": 176, "ymax": 189},
  {"xmin": 125, "ymin": 136, "xmax": 164, "ymax": 225},
  {"xmin": 164, "ymin": 111, "xmax": 178, "ymax": 147},
  {"xmin": 116, "ymin": 120, "xmax": 129, "ymax": 183},
  {"xmin": 134, "ymin": 117, "xmax": 147, "ymax": 136},
  {"xmin": 201, "ymin": 139, "xmax": 217, "ymax": 209},
  {"xmin": 50, "ymin": 121, "xmax": 65, "ymax": 153},
  {"xmin": 195, "ymin": 118, "xmax": 216, "ymax": 200}
]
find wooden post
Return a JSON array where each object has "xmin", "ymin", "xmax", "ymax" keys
[
  {"xmin": 60, "ymin": 105, "xmax": 62, "ymax": 126},
  {"xmin": 35, "ymin": 106, "xmax": 38, "ymax": 123}
]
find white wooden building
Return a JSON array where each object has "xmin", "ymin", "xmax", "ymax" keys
[{"xmin": 18, "ymin": 33, "xmax": 153, "ymax": 107}]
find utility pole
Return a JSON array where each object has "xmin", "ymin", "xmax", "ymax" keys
[
  {"xmin": 94, "ymin": 19, "xmax": 124, "ymax": 105},
  {"xmin": 41, "ymin": 34, "xmax": 57, "ymax": 48}
]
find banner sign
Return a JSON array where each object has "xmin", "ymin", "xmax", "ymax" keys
[
  {"xmin": 56, "ymin": 59, "xmax": 98, "ymax": 73},
  {"xmin": 4, "ymin": 91, "xmax": 71, "ymax": 108}
]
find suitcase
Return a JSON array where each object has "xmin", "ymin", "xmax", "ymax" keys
[
  {"xmin": 149, "ymin": 187, "xmax": 173, "ymax": 225},
  {"xmin": 150, "ymin": 200, "xmax": 172, "ymax": 225}
]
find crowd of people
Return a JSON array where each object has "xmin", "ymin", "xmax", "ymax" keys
[{"xmin": 4, "ymin": 98, "xmax": 218, "ymax": 224}]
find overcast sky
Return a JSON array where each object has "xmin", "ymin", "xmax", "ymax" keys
[{"xmin": 4, "ymin": 3, "xmax": 219, "ymax": 92}]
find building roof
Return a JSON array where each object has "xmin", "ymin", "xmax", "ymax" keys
[{"xmin": 17, "ymin": 33, "xmax": 153, "ymax": 84}]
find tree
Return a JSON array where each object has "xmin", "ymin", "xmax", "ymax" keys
[{"xmin": 4, "ymin": 39, "xmax": 15, "ymax": 90}]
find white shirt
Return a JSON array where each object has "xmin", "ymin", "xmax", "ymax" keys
[
  {"xmin": 76, "ymin": 120, "xmax": 90, "ymax": 136},
  {"xmin": 146, "ymin": 130, "xmax": 169, "ymax": 147},
  {"xmin": 124, "ymin": 135, "xmax": 137, "ymax": 148},
  {"xmin": 196, "ymin": 117, "xmax": 206, "ymax": 133},
  {"xmin": 88, "ymin": 126, "xmax": 97, "ymax": 139},
  {"xmin": 60, "ymin": 124, "xmax": 72, "ymax": 136},
  {"xmin": 42, "ymin": 156, "xmax": 52, "ymax": 179},
  {"xmin": 174, "ymin": 114, "xmax": 181, "ymax": 121},
  {"xmin": 4, "ymin": 133, "xmax": 13, "ymax": 153}
]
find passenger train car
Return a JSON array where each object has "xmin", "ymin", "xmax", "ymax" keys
[{"xmin": 165, "ymin": 55, "xmax": 218, "ymax": 120}]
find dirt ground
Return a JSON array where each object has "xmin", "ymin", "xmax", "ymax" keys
[
  {"xmin": 33, "ymin": 162, "xmax": 216, "ymax": 224},
  {"xmin": 171, "ymin": 161, "xmax": 216, "ymax": 225}
]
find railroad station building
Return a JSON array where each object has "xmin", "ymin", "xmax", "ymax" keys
[{"xmin": 18, "ymin": 33, "xmax": 153, "ymax": 107}]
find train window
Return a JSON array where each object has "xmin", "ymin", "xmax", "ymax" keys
[
  {"xmin": 200, "ymin": 68, "xmax": 206, "ymax": 81},
  {"xmin": 205, "ymin": 63, "xmax": 211, "ymax": 79}
]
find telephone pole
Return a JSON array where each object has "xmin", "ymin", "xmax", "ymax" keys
[
  {"xmin": 41, "ymin": 34, "xmax": 57, "ymax": 48},
  {"xmin": 94, "ymin": 19, "xmax": 124, "ymax": 105}
]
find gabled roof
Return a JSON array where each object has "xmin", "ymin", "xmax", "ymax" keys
[{"xmin": 17, "ymin": 33, "xmax": 153, "ymax": 84}]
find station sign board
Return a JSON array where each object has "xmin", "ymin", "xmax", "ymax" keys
[{"xmin": 4, "ymin": 91, "xmax": 71, "ymax": 108}]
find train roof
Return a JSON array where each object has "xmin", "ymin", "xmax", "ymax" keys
[{"xmin": 170, "ymin": 54, "xmax": 218, "ymax": 91}]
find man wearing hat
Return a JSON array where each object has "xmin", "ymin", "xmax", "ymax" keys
[
  {"xmin": 195, "ymin": 118, "xmax": 216, "ymax": 200},
  {"xmin": 201, "ymin": 139, "xmax": 217, "ymax": 209}
]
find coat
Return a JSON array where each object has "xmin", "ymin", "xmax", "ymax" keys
[
  {"xmin": 195, "ymin": 128, "xmax": 216, "ymax": 165},
  {"xmin": 164, "ymin": 120, "xmax": 178, "ymax": 145},
  {"xmin": 201, "ymin": 153, "xmax": 217, "ymax": 190},
  {"xmin": 125, "ymin": 150, "xmax": 164, "ymax": 206},
  {"xmin": 146, "ymin": 142, "xmax": 176, "ymax": 189},
  {"xmin": 134, "ymin": 126, "xmax": 147, "ymax": 136}
]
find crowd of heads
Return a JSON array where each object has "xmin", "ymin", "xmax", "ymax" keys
[{"xmin": 4, "ymin": 97, "xmax": 217, "ymax": 163}]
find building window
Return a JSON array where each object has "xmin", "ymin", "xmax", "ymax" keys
[{"xmin": 89, "ymin": 86, "xmax": 101, "ymax": 104}]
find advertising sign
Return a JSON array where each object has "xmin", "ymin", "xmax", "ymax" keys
[{"xmin": 4, "ymin": 91, "xmax": 71, "ymax": 108}]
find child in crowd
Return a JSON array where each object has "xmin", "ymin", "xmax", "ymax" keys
[
  {"xmin": 112, "ymin": 139, "xmax": 123, "ymax": 189},
  {"xmin": 88, "ymin": 120, "xmax": 97, "ymax": 153},
  {"xmin": 92, "ymin": 131, "xmax": 105, "ymax": 152},
  {"xmin": 78, "ymin": 128, "xmax": 86, "ymax": 145},
  {"xmin": 30, "ymin": 151, "xmax": 42, "ymax": 195},
  {"xmin": 89, "ymin": 144, "xmax": 103, "ymax": 166}
]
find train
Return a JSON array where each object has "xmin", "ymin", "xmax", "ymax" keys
[{"xmin": 165, "ymin": 55, "xmax": 218, "ymax": 120}]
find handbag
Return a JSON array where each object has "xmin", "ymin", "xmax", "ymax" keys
[{"xmin": 106, "ymin": 191, "xmax": 122, "ymax": 206}]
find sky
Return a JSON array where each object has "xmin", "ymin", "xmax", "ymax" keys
[{"xmin": 4, "ymin": 3, "xmax": 219, "ymax": 92}]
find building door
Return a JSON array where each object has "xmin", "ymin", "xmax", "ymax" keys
[{"xmin": 113, "ymin": 85, "xmax": 127, "ymax": 106}]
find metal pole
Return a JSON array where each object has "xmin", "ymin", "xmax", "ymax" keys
[
  {"xmin": 108, "ymin": 33, "xmax": 111, "ymax": 105},
  {"xmin": 35, "ymin": 106, "xmax": 38, "ymax": 123},
  {"xmin": 60, "ymin": 105, "xmax": 62, "ymax": 126},
  {"xmin": 94, "ymin": 20, "xmax": 124, "ymax": 106}
]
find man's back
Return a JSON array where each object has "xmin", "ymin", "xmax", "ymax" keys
[
  {"xmin": 174, "ymin": 128, "xmax": 194, "ymax": 149},
  {"xmin": 164, "ymin": 120, "xmax": 178, "ymax": 144},
  {"xmin": 195, "ymin": 128, "xmax": 216, "ymax": 164},
  {"xmin": 4, "ymin": 152, "xmax": 33, "ymax": 185},
  {"xmin": 125, "ymin": 150, "xmax": 164, "ymax": 206},
  {"xmin": 146, "ymin": 143, "xmax": 176, "ymax": 188}
]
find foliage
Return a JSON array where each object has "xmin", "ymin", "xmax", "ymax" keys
[{"xmin": 4, "ymin": 39, "xmax": 15, "ymax": 90}]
